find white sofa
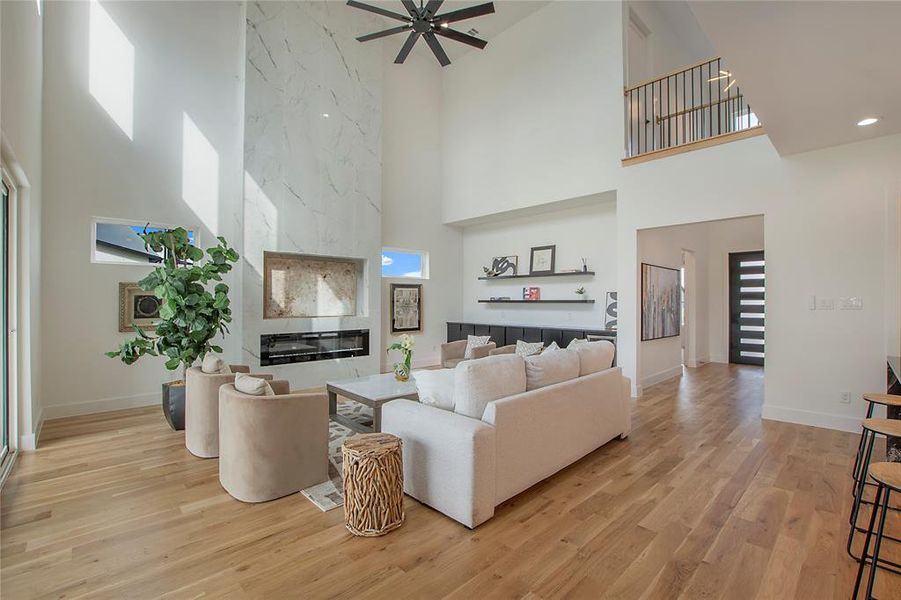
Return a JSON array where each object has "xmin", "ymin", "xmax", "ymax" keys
[{"xmin": 382, "ymin": 346, "xmax": 631, "ymax": 528}]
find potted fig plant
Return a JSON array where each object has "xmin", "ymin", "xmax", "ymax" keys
[{"xmin": 106, "ymin": 227, "xmax": 239, "ymax": 430}]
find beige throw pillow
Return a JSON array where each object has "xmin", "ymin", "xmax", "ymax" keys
[
  {"xmin": 543, "ymin": 341, "xmax": 561, "ymax": 353},
  {"xmin": 523, "ymin": 348, "xmax": 580, "ymax": 390},
  {"xmin": 201, "ymin": 354, "xmax": 232, "ymax": 375},
  {"xmin": 570, "ymin": 340, "xmax": 616, "ymax": 376},
  {"xmin": 413, "ymin": 369, "xmax": 455, "ymax": 411},
  {"xmin": 234, "ymin": 372, "xmax": 275, "ymax": 396},
  {"xmin": 567, "ymin": 338, "xmax": 589, "ymax": 349},
  {"xmin": 464, "ymin": 335, "xmax": 491, "ymax": 359},
  {"xmin": 453, "ymin": 354, "xmax": 526, "ymax": 419},
  {"xmin": 515, "ymin": 340, "xmax": 544, "ymax": 357}
]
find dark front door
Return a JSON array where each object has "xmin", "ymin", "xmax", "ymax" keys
[{"xmin": 729, "ymin": 250, "xmax": 765, "ymax": 366}]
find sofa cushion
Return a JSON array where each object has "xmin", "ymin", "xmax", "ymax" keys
[
  {"xmin": 413, "ymin": 369, "xmax": 455, "ymax": 411},
  {"xmin": 453, "ymin": 354, "xmax": 526, "ymax": 419},
  {"xmin": 543, "ymin": 341, "xmax": 561, "ymax": 353},
  {"xmin": 571, "ymin": 340, "xmax": 615, "ymax": 376},
  {"xmin": 464, "ymin": 335, "xmax": 491, "ymax": 359},
  {"xmin": 515, "ymin": 340, "xmax": 543, "ymax": 357},
  {"xmin": 567, "ymin": 338, "xmax": 589, "ymax": 349},
  {"xmin": 234, "ymin": 373, "xmax": 275, "ymax": 396},
  {"xmin": 523, "ymin": 348, "xmax": 579, "ymax": 390},
  {"xmin": 201, "ymin": 354, "xmax": 232, "ymax": 374}
]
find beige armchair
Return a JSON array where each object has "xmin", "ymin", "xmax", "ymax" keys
[
  {"xmin": 185, "ymin": 365, "xmax": 273, "ymax": 458},
  {"xmin": 489, "ymin": 344, "xmax": 516, "ymax": 356},
  {"xmin": 440, "ymin": 340, "xmax": 496, "ymax": 368},
  {"xmin": 218, "ymin": 381, "xmax": 329, "ymax": 503}
]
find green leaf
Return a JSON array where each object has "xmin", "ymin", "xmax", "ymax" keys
[{"xmin": 164, "ymin": 357, "xmax": 181, "ymax": 370}]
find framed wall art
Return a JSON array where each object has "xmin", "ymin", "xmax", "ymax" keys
[
  {"xmin": 529, "ymin": 245, "xmax": 556, "ymax": 275},
  {"xmin": 118, "ymin": 282, "xmax": 161, "ymax": 333},
  {"xmin": 390, "ymin": 283, "xmax": 422, "ymax": 333},
  {"xmin": 640, "ymin": 263, "xmax": 681, "ymax": 341}
]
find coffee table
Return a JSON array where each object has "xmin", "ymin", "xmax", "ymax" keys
[{"xmin": 326, "ymin": 372, "xmax": 418, "ymax": 433}]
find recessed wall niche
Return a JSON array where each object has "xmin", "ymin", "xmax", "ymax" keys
[{"xmin": 263, "ymin": 252, "xmax": 364, "ymax": 319}]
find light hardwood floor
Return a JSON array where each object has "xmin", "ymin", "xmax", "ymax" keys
[{"xmin": 2, "ymin": 363, "xmax": 899, "ymax": 599}]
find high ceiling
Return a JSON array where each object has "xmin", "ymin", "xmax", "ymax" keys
[
  {"xmin": 689, "ymin": 1, "xmax": 901, "ymax": 156},
  {"xmin": 367, "ymin": 0, "xmax": 549, "ymax": 63}
]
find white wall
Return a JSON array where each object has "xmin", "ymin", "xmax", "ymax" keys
[
  {"xmin": 41, "ymin": 1, "xmax": 245, "ymax": 419},
  {"xmin": 381, "ymin": 49, "xmax": 462, "ymax": 370},
  {"xmin": 626, "ymin": 1, "xmax": 714, "ymax": 85},
  {"xmin": 461, "ymin": 197, "xmax": 617, "ymax": 330},
  {"xmin": 1, "ymin": 0, "xmax": 43, "ymax": 448},
  {"xmin": 618, "ymin": 133, "xmax": 901, "ymax": 432},
  {"xmin": 441, "ymin": 1, "xmax": 623, "ymax": 224},
  {"xmin": 637, "ymin": 215, "xmax": 763, "ymax": 386}
]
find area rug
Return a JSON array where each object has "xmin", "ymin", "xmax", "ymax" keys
[{"xmin": 300, "ymin": 402, "xmax": 373, "ymax": 512}]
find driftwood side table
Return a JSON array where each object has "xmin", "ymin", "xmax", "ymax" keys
[{"xmin": 342, "ymin": 433, "xmax": 404, "ymax": 536}]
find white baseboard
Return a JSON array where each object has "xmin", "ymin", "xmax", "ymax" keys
[
  {"xmin": 762, "ymin": 404, "xmax": 861, "ymax": 434},
  {"xmin": 640, "ymin": 365, "xmax": 683, "ymax": 388},
  {"xmin": 18, "ymin": 406, "xmax": 43, "ymax": 451},
  {"xmin": 42, "ymin": 392, "xmax": 159, "ymax": 421}
]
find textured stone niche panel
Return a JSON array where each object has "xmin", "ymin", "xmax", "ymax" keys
[{"xmin": 263, "ymin": 252, "xmax": 360, "ymax": 319}]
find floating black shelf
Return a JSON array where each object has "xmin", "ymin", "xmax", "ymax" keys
[
  {"xmin": 478, "ymin": 271, "xmax": 594, "ymax": 281},
  {"xmin": 478, "ymin": 299, "xmax": 595, "ymax": 304}
]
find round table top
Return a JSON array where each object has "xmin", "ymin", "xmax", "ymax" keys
[
  {"xmin": 862, "ymin": 418, "xmax": 901, "ymax": 437},
  {"xmin": 868, "ymin": 462, "xmax": 901, "ymax": 491},
  {"xmin": 863, "ymin": 393, "xmax": 901, "ymax": 408}
]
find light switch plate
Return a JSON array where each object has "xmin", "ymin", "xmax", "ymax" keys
[{"xmin": 817, "ymin": 297, "xmax": 834, "ymax": 310}]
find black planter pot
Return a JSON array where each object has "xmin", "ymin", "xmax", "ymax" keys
[{"xmin": 162, "ymin": 381, "xmax": 186, "ymax": 431}]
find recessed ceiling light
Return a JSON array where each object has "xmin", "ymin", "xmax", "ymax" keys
[{"xmin": 857, "ymin": 117, "xmax": 879, "ymax": 127}]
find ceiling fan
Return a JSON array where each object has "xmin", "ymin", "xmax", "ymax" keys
[{"xmin": 347, "ymin": 0, "xmax": 495, "ymax": 67}]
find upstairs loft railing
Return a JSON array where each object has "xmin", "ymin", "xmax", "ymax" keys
[{"xmin": 624, "ymin": 57, "xmax": 761, "ymax": 160}]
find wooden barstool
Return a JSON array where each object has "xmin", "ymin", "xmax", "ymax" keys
[
  {"xmin": 852, "ymin": 462, "xmax": 901, "ymax": 599},
  {"xmin": 847, "ymin": 418, "xmax": 901, "ymax": 574},
  {"xmin": 852, "ymin": 394, "xmax": 901, "ymax": 484}
]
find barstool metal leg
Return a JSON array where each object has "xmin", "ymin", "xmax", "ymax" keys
[
  {"xmin": 852, "ymin": 483, "xmax": 884, "ymax": 600},
  {"xmin": 851, "ymin": 402, "xmax": 875, "ymax": 482},
  {"xmin": 864, "ymin": 487, "xmax": 892, "ymax": 600},
  {"xmin": 849, "ymin": 432, "xmax": 875, "ymax": 530}
]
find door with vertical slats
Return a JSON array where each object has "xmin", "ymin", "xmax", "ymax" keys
[{"xmin": 729, "ymin": 251, "xmax": 765, "ymax": 366}]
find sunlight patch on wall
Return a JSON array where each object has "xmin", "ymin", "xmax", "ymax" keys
[
  {"xmin": 182, "ymin": 113, "xmax": 220, "ymax": 235},
  {"xmin": 243, "ymin": 172, "xmax": 277, "ymax": 276},
  {"xmin": 89, "ymin": 0, "xmax": 134, "ymax": 139}
]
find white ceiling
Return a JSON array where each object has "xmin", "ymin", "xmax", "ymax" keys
[
  {"xmin": 368, "ymin": 0, "xmax": 548, "ymax": 63},
  {"xmin": 689, "ymin": 1, "xmax": 901, "ymax": 156}
]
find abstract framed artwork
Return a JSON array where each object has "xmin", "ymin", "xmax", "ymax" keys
[
  {"xmin": 390, "ymin": 283, "xmax": 422, "ymax": 333},
  {"xmin": 640, "ymin": 263, "xmax": 681, "ymax": 341},
  {"xmin": 118, "ymin": 282, "xmax": 161, "ymax": 333},
  {"xmin": 604, "ymin": 291, "xmax": 618, "ymax": 330},
  {"xmin": 490, "ymin": 255, "xmax": 518, "ymax": 276}
]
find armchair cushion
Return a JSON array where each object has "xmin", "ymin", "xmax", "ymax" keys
[
  {"xmin": 464, "ymin": 335, "xmax": 491, "ymax": 359},
  {"xmin": 515, "ymin": 340, "xmax": 544, "ymax": 357},
  {"xmin": 235, "ymin": 373, "xmax": 275, "ymax": 396},
  {"xmin": 489, "ymin": 344, "xmax": 516, "ymax": 356}
]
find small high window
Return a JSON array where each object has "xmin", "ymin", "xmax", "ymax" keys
[
  {"xmin": 92, "ymin": 219, "xmax": 196, "ymax": 265},
  {"xmin": 381, "ymin": 248, "xmax": 428, "ymax": 279}
]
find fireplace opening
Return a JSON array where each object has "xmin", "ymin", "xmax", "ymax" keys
[{"xmin": 260, "ymin": 329, "xmax": 370, "ymax": 366}]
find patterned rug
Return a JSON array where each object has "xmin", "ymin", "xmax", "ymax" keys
[{"xmin": 300, "ymin": 402, "xmax": 373, "ymax": 512}]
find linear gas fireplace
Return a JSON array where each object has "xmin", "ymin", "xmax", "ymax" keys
[{"xmin": 260, "ymin": 330, "xmax": 370, "ymax": 366}]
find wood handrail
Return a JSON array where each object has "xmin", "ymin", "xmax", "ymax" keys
[
  {"xmin": 623, "ymin": 56, "xmax": 723, "ymax": 94},
  {"xmin": 655, "ymin": 94, "xmax": 745, "ymax": 124}
]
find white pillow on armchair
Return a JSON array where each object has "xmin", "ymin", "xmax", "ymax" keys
[{"xmin": 463, "ymin": 335, "xmax": 491, "ymax": 359}]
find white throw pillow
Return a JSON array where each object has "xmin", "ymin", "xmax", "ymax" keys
[
  {"xmin": 464, "ymin": 335, "xmax": 491, "ymax": 359},
  {"xmin": 453, "ymin": 354, "xmax": 526, "ymax": 419},
  {"xmin": 523, "ymin": 348, "xmax": 580, "ymax": 390},
  {"xmin": 201, "ymin": 354, "xmax": 232, "ymax": 375},
  {"xmin": 515, "ymin": 340, "xmax": 544, "ymax": 357},
  {"xmin": 567, "ymin": 338, "xmax": 589, "ymax": 349},
  {"xmin": 413, "ymin": 369, "xmax": 455, "ymax": 411},
  {"xmin": 543, "ymin": 341, "xmax": 561, "ymax": 353},
  {"xmin": 571, "ymin": 340, "xmax": 615, "ymax": 376},
  {"xmin": 234, "ymin": 372, "xmax": 275, "ymax": 396}
]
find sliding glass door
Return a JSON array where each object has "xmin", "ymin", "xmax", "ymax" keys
[{"xmin": 1, "ymin": 181, "xmax": 8, "ymax": 462}]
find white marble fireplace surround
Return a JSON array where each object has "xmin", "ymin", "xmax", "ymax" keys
[{"xmin": 243, "ymin": 1, "xmax": 383, "ymax": 385}]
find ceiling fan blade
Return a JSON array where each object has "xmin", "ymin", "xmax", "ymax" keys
[
  {"xmin": 423, "ymin": 0, "xmax": 444, "ymax": 18},
  {"xmin": 423, "ymin": 32, "xmax": 451, "ymax": 67},
  {"xmin": 434, "ymin": 27, "xmax": 487, "ymax": 49},
  {"xmin": 401, "ymin": 0, "xmax": 420, "ymax": 18},
  {"xmin": 346, "ymin": 0, "xmax": 410, "ymax": 23},
  {"xmin": 433, "ymin": 2, "xmax": 494, "ymax": 25},
  {"xmin": 395, "ymin": 31, "xmax": 421, "ymax": 64},
  {"xmin": 357, "ymin": 25, "xmax": 411, "ymax": 42}
]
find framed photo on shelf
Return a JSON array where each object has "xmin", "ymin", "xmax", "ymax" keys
[
  {"xmin": 522, "ymin": 286, "xmax": 541, "ymax": 301},
  {"xmin": 390, "ymin": 283, "xmax": 423, "ymax": 333},
  {"xmin": 529, "ymin": 245, "xmax": 556, "ymax": 275},
  {"xmin": 118, "ymin": 282, "xmax": 161, "ymax": 333}
]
